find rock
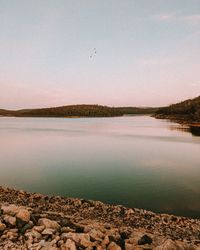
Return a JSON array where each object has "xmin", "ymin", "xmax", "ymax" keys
[
  {"xmin": 61, "ymin": 239, "xmax": 77, "ymax": 250},
  {"xmin": 61, "ymin": 232, "xmax": 92, "ymax": 248},
  {"xmin": 16, "ymin": 208, "xmax": 30, "ymax": 223},
  {"xmin": 51, "ymin": 235, "xmax": 60, "ymax": 243},
  {"xmin": 155, "ymin": 239, "xmax": 178, "ymax": 250},
  {"xmin": 101, "ymin": 235, "xmax": 110, "ymax": 246},
  {"xmin": 42, "ymin": 228, "xmax": 56, "ymax": 235},
  {"xmin": 88, "ymin": 229, "xmax": 105, "ymax": 241},
  {"xmin": 38, "ymin": 218, "xmax": 61, "ymax": 231},
  {"xmin": 25, "ymin": 231, "xmax": 34, "ymax": 240},
  {"xmin": 155, "ymin": 239, "xmax": 195, "ymax": 250},
  {"xmin": 0, "ymin": 234, "xmax": 7, "ymax": 240},
  {"xmin": 61, "ymin": 227, "xmax": 76, "ymax": 233},
  {"xmin": 80, "ymin": 238, "xmax": 94, "ymax": 248},
  {"xmin": 32, "ymin": 225, "xmax": 45, "ymax": 233},
  {"xmin": 3, "ymin": 215, "xmax": 16, "ymax": 226},
  {"xmin": 61, "ymin": 232, "xmax": 87, "ymax": 243},
  {"xmin": 107, "ymin": 242, "xmax": 122, "ymax": 250},
  {"xmin": 20, "ymin": 222, "xmax": 33, "ymax": 234},
  {"xmin": 38, "ymin": 239, "xmax": 52, "ymax": 249},
  {"xmin": 6, "ymin": 231, "xmax": 18, "ymax": 241},
  {"xmin": 47, "ymin": 247, "xmax": 59, "ymax": 250},
  {"xmin": 138, "ymin": 234, "xmax": 153, "ymax": 245},
  {"xmin": 58, "ymin": 240, "xmax": 65, "ymax": 247},
  {"xmin": 129, "ymin": 247, "xmax": 143, "ymax": 250},
  {"xmin": 125, "ymin": 209, "xmax": 134, "ymax": 217},
  {"xmin": 0, "ymin": 221, "xmax": 6, "ymax": 231},
  {"xmin": 31, "ymin": 193, "xmax": 43, "ymax": 200},
  {"xmin": 97, "ymin": 246, "xmax": 106, "ymax": 250},
  {"xmin": 1, "ymin": 204, "xmax": 19, "ymax": 216},
  {"xmin": 9, "ymin": 228, "xmax": 18, "ymax": 233},
  {"xmin": 125, "ymin": 242, "xmax": 135, "ymax": 250},
  {"xmin": 30, "ymin": 229, "xmax": 42, "ymax": 239}
]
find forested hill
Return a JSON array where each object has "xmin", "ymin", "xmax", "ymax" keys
[
  {"xmin": 0, "ymin": 105, "xmax": 122, "ymax": 117},
  {"xmin": 155, "ymin": 96, "xmax": 200, "ymax": 122},
  {"xmin": 116, "ymin": 107, "xmax": 157, "ymax": 115},
  {"xmin": 0, "ymin": 105, "xmax": 157, "ymax": 117}
]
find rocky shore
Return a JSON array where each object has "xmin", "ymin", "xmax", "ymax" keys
[
  {"xmin": 153, "ymin": 114, "xmax": 191, "ymax": 124},
  {"xmin": 0, "ymin": 186, "xmax": 200, "ymax": 249},
  {"xmin": 154, "ymin": 114, "xmax": 200, "ymax": 136}
]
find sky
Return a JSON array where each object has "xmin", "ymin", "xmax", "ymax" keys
[{"xmin": 0, "ymin": 0, "xmax": 200, "ymax": 109}]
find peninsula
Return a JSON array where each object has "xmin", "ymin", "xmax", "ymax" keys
[
  {"xmin": 154, "ymin": 96, "xmax": 200, "ymax": 136},
  {"xmin": 155, "ymin": 96, "xmax": 200, "ymax": 125}
]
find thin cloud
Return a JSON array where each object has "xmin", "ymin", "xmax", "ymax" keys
[
  {"xmin": 191, "ymin": 82, "xmax": 200, "ymax": 87},
  {"xmin": 183, "ymin": 15, "xmax": 200, "ymax": 22},
  {"xmin": 139, "ymin": 58, "xmax": 171, "ymax": 66},
  {"xmin": 153, "ymin": 13, "xmax": 200, "ymax": 23},
  {"xmin": 153, "ymin": 13, "xmax": 176, "ymax": 22}
]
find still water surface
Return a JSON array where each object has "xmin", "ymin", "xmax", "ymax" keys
[{"xmin": 0, "ymin": 116, "xmax": 200, "ymax": 218}]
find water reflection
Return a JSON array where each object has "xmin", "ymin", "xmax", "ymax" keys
[
  {"xmin": 168, "ymin": 122, "xmax": 200, "ymax": 137},
  {"xmin": 168, "ymin": 124, "xmax": 189, "ymax": 133},
  {"xmin": 0, "ymin": 116, "xmax": 200, "ymax": 218},
  {"xmin": 190, "ymin": 126, "xmax": 200, "ymax": 136}
]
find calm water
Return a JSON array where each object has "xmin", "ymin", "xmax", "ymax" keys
[{"xmin": 0, "ymin": 116, "xmax": 200, "ymax": 218}]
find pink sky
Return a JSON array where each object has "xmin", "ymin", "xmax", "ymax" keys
[{"xmin": 0, "ymin": 0, "xmax": 200, "ymax": 109}]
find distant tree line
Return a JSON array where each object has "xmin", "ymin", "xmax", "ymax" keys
[
  {"xmin": 0, "ymin": 105, "xmax": 158, "ymax": 117},
  {"xmin": 115, "ymin": 107, "xmax": 158, "ymax": 114}
]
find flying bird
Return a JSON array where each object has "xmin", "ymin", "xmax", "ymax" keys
[{"xmin": 90, "ymin": 48, "xmax": 97, "ymax": 59}]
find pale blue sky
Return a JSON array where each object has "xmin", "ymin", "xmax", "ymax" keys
[{"xmin": 0, "ymin": 0, "xmax": 200, "ymax": 109}]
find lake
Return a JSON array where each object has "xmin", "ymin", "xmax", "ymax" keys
[{"xmin": 0, "ymin": 116, "xmax": 200, "ymax": 218}]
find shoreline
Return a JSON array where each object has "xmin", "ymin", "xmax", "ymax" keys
[
  {"xmin": 153, "ymin": 114, "xmax": 200, "ymax": 136},
  {"xmin": 153, "ymin": 114, "xmax": 200, "ymax": 126},
  {"xmin": 0, "ymin": 186, "xmax": 200, "ymax": 249},
  {"xmin": 0, "ymin": 114, "xmax": 152, "ymax": 119}
]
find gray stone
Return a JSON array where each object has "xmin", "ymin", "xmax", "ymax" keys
[{"xmin": 138, "ymin": 234, "xmax": 152, "ymax": 245}]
